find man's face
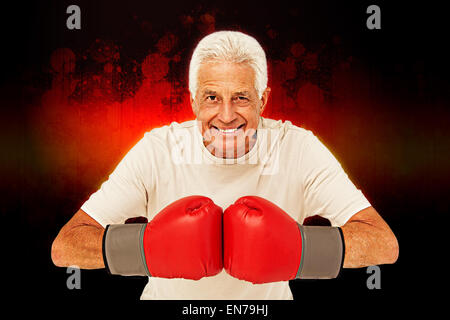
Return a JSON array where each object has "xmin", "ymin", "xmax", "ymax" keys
[{"xmin": 191, "ymin": 61, "xmax": 270, "ymax": 158}]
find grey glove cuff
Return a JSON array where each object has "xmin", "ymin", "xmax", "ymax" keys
[
  {"xmin": 102, "ymin": 224, "xmax": 150, "ymax": 276},
  {"xmin": 295, "ymin": 225, "xmax": 345, "ymax": 279}
]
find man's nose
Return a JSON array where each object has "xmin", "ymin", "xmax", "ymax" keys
[{"xmin": 217, "ymin": 100, "xmax": 237, "ymax": 124}]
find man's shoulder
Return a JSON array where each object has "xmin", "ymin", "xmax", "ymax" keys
[
  {"xmin": 260, "ymin": 117, "xmax": 314, "ymax": 141},
  {"xmin": 142, "ymin": 119, "xmax": 197, "ymax": 142}
]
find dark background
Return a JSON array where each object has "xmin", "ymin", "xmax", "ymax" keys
[{"xmin": 2, "ymin": 0, "xmax": 448, "ymax": 315}]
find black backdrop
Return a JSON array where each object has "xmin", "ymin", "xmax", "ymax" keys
[{"xmin": 2, "ymin": 0, "xmax": 448, "ymax": 316}]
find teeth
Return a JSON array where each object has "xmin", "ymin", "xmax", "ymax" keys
[
  {"xmin": 219, "ymin": 128, "xmax": 238, "ymax": 133},
  {"xmin": 213, "ymin": 125, "xmax": 244, "ymax": 133}
]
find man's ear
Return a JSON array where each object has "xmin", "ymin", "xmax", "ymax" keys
[
  {"xmin": 259, "ymin": 87, "xmax": 271, "ymax": 115},
  {"xmin": 190, "ymin": 93, "xmax": 197, "ymax": 116}
]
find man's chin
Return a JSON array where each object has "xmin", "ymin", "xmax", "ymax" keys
[{"xmin": 204, "ymin": 140, "xmax": 256, "ymax": 159}]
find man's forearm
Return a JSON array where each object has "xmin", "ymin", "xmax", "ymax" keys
[
  {"xmin": 340, "ymin": 208, "xmax": 399, "ymax": 268},
  {"xmin": 52, "ymin": 225, "xmax": 105, "ymax": 269}
]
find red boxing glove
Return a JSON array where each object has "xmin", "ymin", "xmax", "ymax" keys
[
  {"xmin": 224, "ymin": 196, "xmax": 344, "ymax": 284},
  {"xmin": 103, "ymin": 196, "xmax": 223, "ymax": 280}
]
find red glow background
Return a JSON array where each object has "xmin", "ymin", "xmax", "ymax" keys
[
  {"xmin": 25, "ymin": 17, "xmax": 447, "ymax": 220},
  {"xmin": 2, "ymin": 0, "xmax": 449, "ymax": 307}
]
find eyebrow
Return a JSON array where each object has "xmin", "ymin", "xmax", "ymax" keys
[
  {"xmin": 202, "ymin": 90, "xmax": 217, "ymax": 96},
  {"xmin": 200, "ymin": 90, "xmax": 251, "ymax": 97},
  {"xmin": 234, "ymin": 91, "xmax": 250, "ymax": 96}
]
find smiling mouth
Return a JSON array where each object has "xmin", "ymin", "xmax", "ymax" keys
[{"xmin": 211, "ymin": 124, "xmax": 245, "ymax": 134}]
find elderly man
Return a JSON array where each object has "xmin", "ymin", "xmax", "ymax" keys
[{"xmin": 51, "ymin": 31, "xmax": 398, "ymax": 300}]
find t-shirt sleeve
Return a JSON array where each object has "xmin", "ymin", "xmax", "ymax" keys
[
  {"xmin": 80, "ymin": 136, "xmax": 152, "ymax": 227},
  {"xmin": 300, "ymin": 133, "xmax": 371, "ymax": 227}
]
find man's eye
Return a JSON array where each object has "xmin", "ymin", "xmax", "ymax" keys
[{"xmin": 206, "ymin": 96, "xmax": 217, "ymax": 101}]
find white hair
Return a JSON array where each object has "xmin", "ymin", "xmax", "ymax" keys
[{"xmin": 189, "ymin": 31, "xmax": 268, "ymax": 100}]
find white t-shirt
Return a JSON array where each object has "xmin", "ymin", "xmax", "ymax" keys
[{"xmin": 81, "ymin": 117, "xmax": 371, "ymax": 300}]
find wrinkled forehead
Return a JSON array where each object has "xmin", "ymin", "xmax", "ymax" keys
[{"xmin": 196, "ymin": 61, "xmax": 257, "ymax": 93}]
